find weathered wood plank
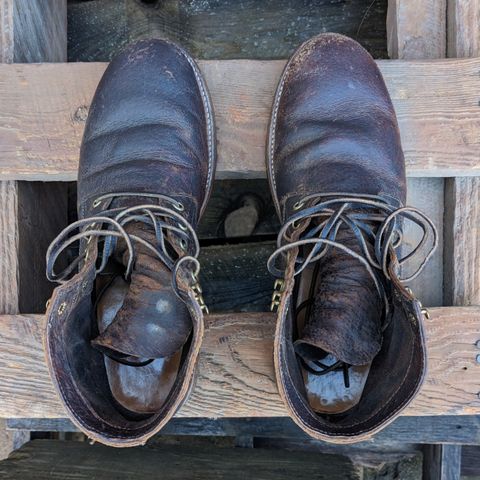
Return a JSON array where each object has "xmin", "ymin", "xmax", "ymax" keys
[
  {"xmin": 387, "ymin": 0, "xmax": 446, "ymax": 59},
  {"xmin": 423, "ymin": 444, "xmax": 462, "ymax": 480},
  {"xmin": 0, "ymin": 180, "xmax": 19, "ymax": 314},
  {"xmin": 68, "ymin": 0, "xmax": 388, "ymax": 62},
  {"xmin": 0, "ymin": 307, "xmax": 479, "ymax": 419},
  {"xmin": 0, "ymin": 58, "xmax": 479, "ymax": 181},
  {"xmin": 444, "ymin": 177, "xmax": 480, "ymax": 306},
  {"xmin": 0, "ymin": 1, "xmax": 69, "ymax": 314},
  {"xmin": 9, "ymin": 415, "xmax": 480, "ymax": 445},
  {"xmin": 445, "ymin": 0, "xmax": 480, "ymax": 308},
  {"xmin": 0, "ymin": 0, "xmax": 67, "ymax": 456},
  {"xmin": 387, "ymin": 0, "xmax": 447, "ymax": 307},
  {"xmin": 461, "ymin": 445, "xmax": 480, "ymax": 476},
  {"xmin": 404, "ymin": 178, "xmax": 444, "ymax": 307},
  {"xmin": 12, "ymin": 0, "xmax": 67, "ymax": 63},
  {"xmin": 447, "ymin": 0, "xmax": 480, "ymax": 58},
  {"xmin": 0, "ymin": 439, "xmax": 364, "ymax": 480}
]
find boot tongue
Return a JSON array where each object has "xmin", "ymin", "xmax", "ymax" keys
[
  {"xmin": 296, "ymin": 225, "xmax": 383, "ymax": 367},
  {"xmin": 92, "ymin": 220, "xmax": 192, "ymax": 360}
]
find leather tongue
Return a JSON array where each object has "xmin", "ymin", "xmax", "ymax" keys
[
  {"xmin": 296, "ymin": 226, "xmax": 383, "ymax": 366},
  {"xmin": 92, "ymin": 222, "xmax": 192, "ymax": 360}
]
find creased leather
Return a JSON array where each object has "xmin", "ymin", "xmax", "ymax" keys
[
  {"xmin": 44, "ymin": 39, "xmax": 215, "ymax": 447},
  {"xmin": 268, "ymin": 33, "xmax": 427, "ymax": 442},
  {"xmin": 92, "ymin": 223, "xmax": 192, "ymax": 359},
  {"xmin": 295, "ymin": 225, "xmax": 383, "ymax": 366}
]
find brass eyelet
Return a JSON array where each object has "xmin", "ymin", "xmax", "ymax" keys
[
  {"xmin": 292, "ymin": 219, "xmax": 301, "ymax": 230},
  {"xmin": 57, "ymin": 302, "xmax": 67, "ymax": 315},
  {"xmin": 274, "ymin": 279, "xmax": 285, "ymax": 292},
  {"xmin": 421, "ymin": 307, "xmax": 431, "ymax": 320},
  {"xmin": 179, "ymin": 239, "xmax": 187, "ymax": 250},
  {"xmin": 293, "ymin": 201, "xmax": 304, "ymax": 211},
  {"xmin": 174, "ymin": 202, "xmax": 184, "ymax": 212}
]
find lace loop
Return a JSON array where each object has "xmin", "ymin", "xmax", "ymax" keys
[
  {"xmin": 46, "ymin": 193, "xmax": 200, "ymax": 292},
  {"xmin": 267, "ymin": 193, "xmax": 437, "ymax": 322},
  {"xmin": 268, "ymin": 193, "xmax": 437, "ymax": 284}
]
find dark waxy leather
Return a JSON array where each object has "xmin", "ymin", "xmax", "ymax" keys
[
  {"xmin": 92, "ymin": 224, "xmax": 192, "ymax": 360},
  {"xmin": 268, "ymin": 33, "xmax": 426, "ymax": 442},
  {"xmin": 295, "ymin": 227, "xmax": 383, "ymax": 366},
  {"xmin": 44, "ymin": 39, "xmax": 215, "ymax": 447}
]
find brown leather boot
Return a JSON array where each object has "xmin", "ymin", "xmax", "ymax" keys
[
  {"xmin": 45, "ymin": 39, "xmax": 215, "ymax": 447},
  {"xmin": 267, "ymin": 33, "xmax": 437, "ymax": 442}
]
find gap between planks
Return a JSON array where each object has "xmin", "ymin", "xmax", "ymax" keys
[
  {"xmin": 0, "ymin": 307, "xmax": 479, "ymax": 419},
  {"xmin": 0, "ymin": 58, "xmax": 479, "ymax": 180}
]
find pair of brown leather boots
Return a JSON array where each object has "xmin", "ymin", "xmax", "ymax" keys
[{"xmin": 45, "ymin": 34, "xmax": 436, "ymax": 447}]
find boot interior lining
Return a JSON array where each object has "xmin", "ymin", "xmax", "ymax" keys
[{"xmin": 295, "ymin": 263, "xmax": 371, "ymax": 414}]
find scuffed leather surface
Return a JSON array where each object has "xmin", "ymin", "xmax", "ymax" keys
[
  {"xmin": 268, "ymin": 33, "xmax": 426, "ymax": 441},
  {"xmin": 269, "ymin": 33, "xmax": 405, "ymax": 222},
  {"xmin": 92, "ymin": 222, "xmax": 192, "ymax": 360},
  {"xmin": 44, "ymin": 39, "xmax": 214, "ymax": 447},
  {"xmin": 295, "ymin": 228, "xmax": 383, "ymax": 366},
  {"xmin": 78, "ymin": 39, "xmax": 213, "ymax": 224}
]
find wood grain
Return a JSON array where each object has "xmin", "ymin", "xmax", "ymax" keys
[
  {"xmin": 67, "ymin": 0, "xmax": 388, "ymax": 62},
  {"xmin": 0, "ymin": 58, "xmax": 480, "ymax": 181},
  {"xmin": 404, "ymin": 178, "xmax": 444, "ymax": 307},
  {"xmin": 0, "ymin": 0, "xmax": 13, "ymax": 62},
  {"xmin": 9, "ymin": 415, "xmax": 480, "ymax": 445},
  {"xmin": 0, "ymin": 308, "xmax": 479, "ymax": 419},
  {"xmin": 12, "ymin": 0, "xmax": 67, "ymax": 62},
  {"xmin": 0, "ymin": 0, "xmax": 68, "ymax": 314},
  {"xmin": 0, "ymin": 180, "xmax": 19, "ymax": 313},
  {"xmin": 387, "ymin": 1, "xmax": 447, "ymax": 307},
  {"xmin": 0, "ymin": 440, "xmax": 363, "ymax": 480},
  {"xmin": 423, "ymin": 444, "xmax": 462, "ymax": 480},
  {"xmin": 447, "ymin": 0, "xmax": 480, "ymax": 58},
  {"xmin": 445, "ymin": 177, "xmax": 480, "ymax": 306},
  {"xmin": 387, "ymin": 0, "xmax": 446, "ymax": 59},
  {"xmin": 0, "ymin": 0, "xmax": 68, "ymax": 456},
  {"xmin": 445, "ymin": 0, "xmax": 480, "ymax": 307}
]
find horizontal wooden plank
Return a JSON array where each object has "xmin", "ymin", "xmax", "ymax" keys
[
  {"xmin": 0, "ymin": 58, "xmax": 479, "ymax": 180},
  {"xmin": 8, "ymin": 415, "xmax": 480, "ymax": 445},
  {"xmin": 0, "ymin": 439, "xmax": 364, "ymax": 480},
  {"xmin": 0, "ymin": 307, "xmax": 479, "ymax": 419}
]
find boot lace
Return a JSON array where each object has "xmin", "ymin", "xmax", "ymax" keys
[
  {"xmin": 46, "ymin": 192, "xmax": 205, "ymax": 366},
  {"xmin": 267, "ymin": 192, "xmax": 437, "ymax": 387}
]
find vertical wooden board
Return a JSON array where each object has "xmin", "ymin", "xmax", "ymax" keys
[
  {"xmin": 423, "ymin": 444, "xmax": 462, "ymax": 480},
  {"xmin": 0, "ymin": 0, "xmax": 13, "ymax": 62},
  {"xmin": 387, "ymin": 0, "xmax": 446, "ymax": 59},
  {"xmin": 0, "ymin": 180, "xmax": 19, "ymax": 313},
  {"xmin": 12, "ymin": 0, "xmax": 67, "ymax": 62},
  {"xmin": 444, "ymin": 177, "xmax": 480, "ymax": 306},
  {"xmin": 445, "ymin": 0, "xmax": 480, "ymax": 307},
  {"xmin": 447, "ymin": 0, "xmax": 480, "ymax": 57},
  {"xmin": 0, "ymin": 0, "xmax": 68, "ymax": 314},
  {"xmin": 387, "ymin": 0, "xmax": 447, "ymax": 306},
  {"xmin": 404, "ymin": 178, "xmax": 444, "ymax": 307},
  {"xmin": 17, "ymin": 182, "xmax": 68, "ymax": 313}
]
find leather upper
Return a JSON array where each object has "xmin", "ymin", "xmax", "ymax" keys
[
  {"xmin": 267, "ymin": 33, "xmax": 427, "ymax": 442},
  {"xmin": 268, "ymin": 33, "xmax": 406, "ymax": 222},
  {"xmin": 44, "ymin": 39, "xmax": 215, "ymax": 447},
  {"xmin": 78, "ymin": 39, "xmax": 214, "ymax": 224}
]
